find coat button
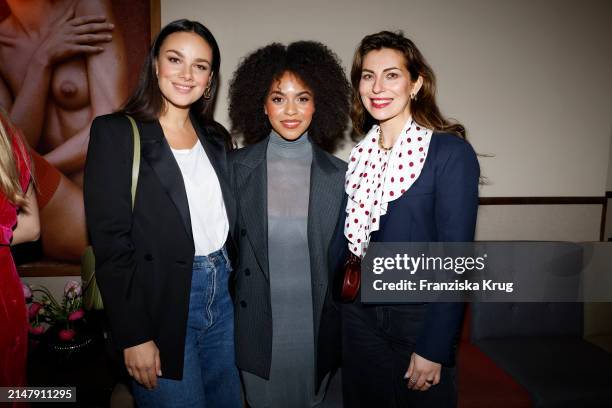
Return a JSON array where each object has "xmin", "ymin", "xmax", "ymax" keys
[
  {"xmin": 244, "ymin": 268, "xmax": 251, "ymax": 276},
  {"xmin": 240, "ymin": 300, "xmax": 247, "ymax": 308},
  {"xmin": 144, "ymin": 254, "xmax": 153, "ymax": 261},
  {"xmin": 241, "ymin": 229, "xmax": 247, "ymax": 236}
]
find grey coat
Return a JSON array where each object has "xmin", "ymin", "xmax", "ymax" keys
[{"xmin": 229, "ymin": 136, "xmax": 346, "ymax": 391}]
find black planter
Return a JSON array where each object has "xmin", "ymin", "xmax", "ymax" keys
[
  {"xmin": 38, "ymin": 324, "xmax": 99, "ymax": 365},
  {"xmin": 49, "ymin": 331, "xmax": 93, "ymax": 360}
]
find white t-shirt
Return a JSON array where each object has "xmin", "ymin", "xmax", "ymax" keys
[{"xmin": 170, "ymin": 139, "xmax": 228, "ymax": 256}]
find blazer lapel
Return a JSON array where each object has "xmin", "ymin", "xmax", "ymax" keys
[
  {"xmin": 139, "ymin": 120, "xmax": 193, "ymax": 241},
  {"xmin": 308, "ymin": 146, "xmax": 344, "ymax": 311},
  {"xmin": 234, "ymin": 139, "xmax": 269, "ymax": 280}
]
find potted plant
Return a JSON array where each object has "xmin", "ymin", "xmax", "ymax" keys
[{"xmin": 24, "ymin": 280, "xmax": 94, "ymax": 361}]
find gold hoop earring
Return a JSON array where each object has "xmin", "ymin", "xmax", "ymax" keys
[
  {"xmin": 204, "ymin": 85, "xmax": 211, "ymax": 99},
  {"xmin": 203, "ymin": 85, "xmax": 212, "ymax": 100}
]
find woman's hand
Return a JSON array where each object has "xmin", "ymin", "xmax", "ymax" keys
[
  {"xmin": 34, "ymin": 3, "xmax": 114, "ymax": 67},
  {"xmin": 404, "ymin": 352, "xmax": 441, "ymax": 391},
  {"xmin": 124, "ymin": 341, "xmax": 162, "ymax": 390}
]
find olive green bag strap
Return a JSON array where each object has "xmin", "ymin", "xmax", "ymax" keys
[
  {"xmin": 82, "ymin": 115, "xmax": 141, "ymax": 310},
  {"xmin": 127, "ymin": 115, "xmax": 140, "ymax": 210}
]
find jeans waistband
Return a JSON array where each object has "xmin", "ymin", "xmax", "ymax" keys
[{"xmin": 193, "ymin": 245, "xmax": 229, "ymax": 268}]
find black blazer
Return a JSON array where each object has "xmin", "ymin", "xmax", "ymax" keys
[
  {"xmin": 229, "ymin": 136, "xmax": 346, "ymax": 391},
  {"xmin": 84, "ymin": 113, "xmax": 235, "ymax": 380}
]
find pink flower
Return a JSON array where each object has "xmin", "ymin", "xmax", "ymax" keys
[
  {"xmin": 22, "ymin": 283, "xmax": 32, "ymax": 301},
  {"xmin": 58, "ymin": 329, "xmax": 76, "ymax": 342},
  {"xmin": 28, "ymin": 302, "xmax": 42, "ymax": 320},
  {"xmin": 29, "ymin": 324, "xmax": 46, "ymax": 335},
  {"xmin": 64, "ymin": 280, "xmax": 82, "ymax": 299},
  {"xmin": 68, "ymin": 309, "xmax": 85, "ymax": 321}
]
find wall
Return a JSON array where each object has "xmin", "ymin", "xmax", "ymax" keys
[
  {"xmin": 475, "ymin": 204, "xmax": 601, "ymax": 241},
  {"xmin": 608, "ymin": 130, "xmax": 612, "ymax": 191},
  {"xmin": 161, "ymin": 0, "xmax": 612, "ymax": 198}
]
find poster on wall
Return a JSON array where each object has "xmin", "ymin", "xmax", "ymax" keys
[{"xmin": 0, "ymin": 0, "xmax": 157, "ymax": 264}]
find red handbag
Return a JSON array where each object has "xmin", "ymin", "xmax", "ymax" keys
[{"xmin": 340, "ymin": 253, "xmax": 361, "ymax": 302}]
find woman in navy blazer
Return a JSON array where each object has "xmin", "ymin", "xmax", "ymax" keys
[{"xmin": 340, "ymin": 31, "xmax": 479, "ymax": 407}]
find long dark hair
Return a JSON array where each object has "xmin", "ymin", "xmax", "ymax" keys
[
  {"xmin": 351, "ymin": 31, "xmax": 465, "ymax": 139},
  {"xmin": 120, "ymin": 19, "xmax": 230, "ymax": 146}
]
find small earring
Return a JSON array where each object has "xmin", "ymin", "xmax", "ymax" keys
[
  {"xmin": 411, "ymin": 93, "xmax": 418, "ymax": 101},
  {"xmin": 203, "ymin": 85, "xmax": 212, "ymax": 100}
]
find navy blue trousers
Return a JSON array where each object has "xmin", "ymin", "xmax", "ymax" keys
[{"xmin": 341, "ymin": 302, "xmax": 457, "ymax": 408}]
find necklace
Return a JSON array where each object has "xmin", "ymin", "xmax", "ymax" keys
[{"xmin": 377, "ymin": 128, "xmax": 392, "ymax": 151}]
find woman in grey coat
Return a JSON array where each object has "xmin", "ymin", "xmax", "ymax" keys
[{"xmin": 227, "ymin": 41, "xmax": 350, "ymax": 408}]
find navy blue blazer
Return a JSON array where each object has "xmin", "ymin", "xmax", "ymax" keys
[
  {"xmin": 371, "ymin": 132, "xmax": 479, "ymax": 365},
  {"xmin": 333, "ymin": 132, "xmax": 479, "ymax": 366}
]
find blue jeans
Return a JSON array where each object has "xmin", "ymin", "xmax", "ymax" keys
[{"xmin": 133, "ymin": 247, "xmax": 242, "ymax": 408}]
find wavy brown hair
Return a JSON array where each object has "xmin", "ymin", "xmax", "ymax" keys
[{"xmin": 351, "ymin": 31, "xmax": 465, "ymax": 139}]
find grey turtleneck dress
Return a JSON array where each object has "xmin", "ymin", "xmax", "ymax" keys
[{"xmin": 241, "ymin": 131, "xmax": 329, "ymax": 408}]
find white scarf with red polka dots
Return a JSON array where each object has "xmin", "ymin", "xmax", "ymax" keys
[{"xmin": 344, "ymin": 118, "xmax": 432, "ymax": 257}]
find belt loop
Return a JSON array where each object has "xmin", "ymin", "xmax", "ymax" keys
[{"xmin": 221, "ymin": 245, "xmax": 231, "ymax": 267}]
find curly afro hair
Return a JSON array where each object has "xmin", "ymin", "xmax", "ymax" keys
[{"xmin": 228, "ymin": 41, "xmax": 351, "ymax": 153}]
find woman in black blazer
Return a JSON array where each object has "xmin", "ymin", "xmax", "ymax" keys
[
  {"xmin": 227, "ymin": 41, "xmax": 350, "ymax": 407},
  {"xmin": 84, "ymin": 20, "xmax": 241, "ymax": 407},
  {"xmin": 340, "ymin": 31, "xmax": 480, "ymax": 407}
]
